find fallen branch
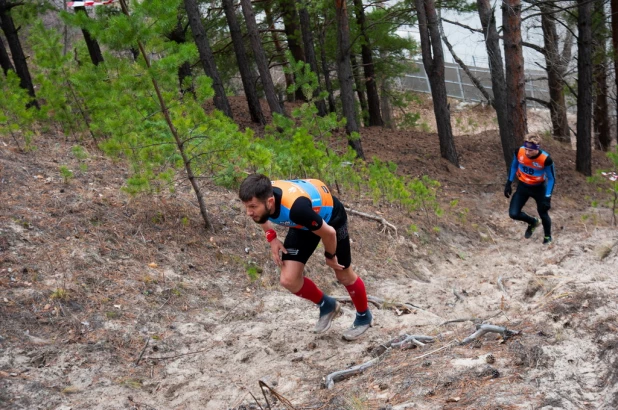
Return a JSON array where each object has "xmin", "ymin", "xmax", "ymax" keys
[
  {"xmin": 439, "ymin": 318, "xmax": 480, "ymax": 326},
  {"xmin": 497, "ymin": 276, "xmax": 507, "ymax": 294},
  {"xmin": 460, "ymin": 324, "xmax": 520, "ymax": 345},
  {"xmin": 142, "ymin": 347, "xmax": 210, "ymax": 361},
  {"xmin": 344, "ymin": 207, "xmax": 397, "ymax": 235},
  {"xmin": 324, "ymin": 338, "xmax": 457, "ymax": 389},
  {"xmin": 259, "ymin": 380, "xmax": 297, "ymax": 410},
  {"xmin": 452, "ymin": 287, "xmax": 465, "ymax": 303},
  {"xmin": 324, "ymin": 351, "xmax": 388, "ymax": 389},
  {"xmin": 134, "ymin": 336, "xmax": 150, "ymax": 366}
]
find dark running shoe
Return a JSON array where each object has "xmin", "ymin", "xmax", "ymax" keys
[
  {"xmin": 524, "ymin": 218, "xmax": 540, "ymax": 239},
  {"xmin": 543, "ymin": 236, "xmax": 552, "ymax": 245},
  {"xmin": 314, "ymin": 297, "xmax": 340, "ymax": 334},
  {"xmin": 342, "ymin": 310, "xmax": 373, "ymax": 341}
]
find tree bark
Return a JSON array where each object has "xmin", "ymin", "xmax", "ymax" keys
[
  {"xmin": 611, "ymin": 0, "xmax": 618, "ymax": 144},
  {"xmin": 335, "ymin": 0, "xmax": 365, "ymax": 159},
  {"xmin": 379, "ymin": 50, "xmax": 393, "ymax": 128},
  {"xmin": 0, "ymin": 0, "xmax": 38, "ymax": 108},
  {"xmin": 298, "ymin": 1, "xmax": 327, "ymax": 116},
  {"xmin": 352, "ymin": 0, "xmax": 383, "ymax": 126},
  {"xmin": 539, "ymin": 3, "xmax": 570, "ymax": 143},
  {"xmin": 576, "ymin": 0, "xmax": 593, "ymax": 176},
  {"xmin": 477, "ymin": 0, "xmax": 514, "ymax": 170},
  {"xmin": 184, "ymin": 0, "xmax": 233, "ymax": 118},
  {"xmin": 166, "ymin": 18, "xmax": 195, "ymax": 97},
  {"xmin": 264, "ymin": 1, "xmax": 294, "ymax": 102},
  {"xmin": 415, "ymin": 0, "xmax": 459, "ymax": 166},
  {"xmin": 592, "ymin": 0, "xmax": 610, "ymax": 151},
  {"xmin": 318, "ymin": 23, "xmax": 337, "ymax": 113},
  {"xmin": 502, "ymin": 0, "xmax": 526, "ymax": 147},
  {"xmin": 221, "ymin": 0, "xmax": 265, "ymax": 124},
  {"xmin": 74, "ymin": 6, "xmax": 104, "ymax": 66},
  {"xmin": 240, "ymin": 0, "xmax": 285, "ymax": 116},
  {"xmin": 0, "ymin": 33, "xmax": 14, "ymax": 75},
  {"xmin": 279, "ymin": 0, "xmax": 306, "ymax": 101},
  {"xmin": 352, "ymin": 53, "xmax": 368, "ymax": 126}
]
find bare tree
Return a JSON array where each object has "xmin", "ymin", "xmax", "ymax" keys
[
  {"xmin": 166, "ymin": 16, "xmax": 194, "ymax": 97},
  {"xmin": 592, "ymin": 0, "xmax": 610, "ymax": 151},
  {"xmin": 222, "ymin": 0, "xmax": 265, "ymax": 124},
  {"xmin": 74, "ymin": 6, "xmax": 104, "ymax": 66},
  {"xmin": 477, "ymin": 0, "xmax": 515, "ymax": 169},
  {"xmin": 298, "ymin": 1, "xmax": 327, "ymax": 116},
  {"xmin": 538, "ymin": 1, "xmax": 572, "ymax": 143},
  {"xmin": 415, "ymin": 0, "xmax": 459, "ymax": 166},
  {"xmin": 335, "ymin": 0, "xmax": 365, "ymax": 158},
  {"xmin": 0, "ymin": 0, "xmax": 38, "ymax": 108},
  {"xmin": 611, "ymin": 0, "xmax": 618, "ymax": 144},
  {"xmin": 576, "ymin": 0, "xmax": 593, "ymax": 176},
  {"xmin": 279, "ymin": 0, "xmax": 306, "ymax": 101},
  {"xmin": 184, "ymin": 0, "xmax": 233, "ymax": 118},
  {"xmin": 502, "ymin": 0, "xmax": 526, "ymax": 147},
  {"xmin": 0, "ymin": 33, "xmax": 13, "ymax": 75},
  {"xmin": 240, "ymin": 0, "xmax": 285, "ymax": 116},
  {"xmin": 318, "ymin": 22, "xmax": 337, "ymax": 113},
  {"xmin": 352, "ymin": 53, "xmax": 368, "ymax": 126},
  {"xmin": 352, "ymin": 0, "xmax": 383, "ymax": 126}
]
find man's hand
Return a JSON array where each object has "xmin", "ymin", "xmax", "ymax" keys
[
  {"xmin": 325, "ymin": 255, "xmax": 344, "ymax": 270},
  {"xmin": 539, "ymin": 197, "xmax": 551, "ymax": 212},
  {"xmin": 269, "ymin": 239, "xmax": 287, "ymax": 267},
  {"xmin": 504, "ymin": 181, "xmax": 512, "ymax": 198}
]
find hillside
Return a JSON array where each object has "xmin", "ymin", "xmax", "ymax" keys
[{"xmin": 1, "ymin": 100, "xmax": 618, "ymax": 410}]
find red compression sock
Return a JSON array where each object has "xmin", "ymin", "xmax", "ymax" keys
[
  {"xmin": 294, "ymin": 277, "xmax": 324, "ymax": 304},
  {"xmin": 345, "ymin": 277, "xmax": 368, "ymax": 313}
]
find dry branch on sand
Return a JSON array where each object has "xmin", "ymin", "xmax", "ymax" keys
[
  {"xmin": 345, "ymin": 207, "xmax": 397, "ymax": 235},
  {"xmin": 324, "ymin": 336, "xmax": 453, "ymax": 389},
  {"xmin": 460, "ymin": 324, "xmax": 520, "ymax": 345}
]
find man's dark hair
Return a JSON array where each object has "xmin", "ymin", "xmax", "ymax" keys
[{"xmin": 239, "ymin": 173, "xmax": 273, "ymax": 202}]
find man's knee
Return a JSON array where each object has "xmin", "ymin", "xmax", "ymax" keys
[{"xmin": 508, "ymin": 209, "xmax": 519, "ymax": 219}]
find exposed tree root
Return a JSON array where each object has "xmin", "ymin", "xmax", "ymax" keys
[
  {"xmin": 345, "ymin": 207, "xmax": 397, "ymax": 235},
  {"xmin": 460, "ymin": 324, "xmax": 520, "ymax": 345}
]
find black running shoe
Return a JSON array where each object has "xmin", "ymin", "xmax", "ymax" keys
[
  {"xmin": 543, "ymin": 236, "xmax": 552, "ymax": 245},
  {"xmin": 524, "ymin": 218, "xmax": 540, "ymax": 239}
]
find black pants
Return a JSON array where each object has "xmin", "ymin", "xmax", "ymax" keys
[{"xmin": 508, "ymin": 182, "xmax": 551, "ymax": 237}]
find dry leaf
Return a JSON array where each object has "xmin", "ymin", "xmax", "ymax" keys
[{"xmin": 148, "ymin": 262, "xmax": 158, "ymax": 268}]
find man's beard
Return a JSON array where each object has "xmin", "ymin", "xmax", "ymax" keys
[
  {"xmin": 254, "ymin": 213, "xmax": 270, "ymax": 224},
  {"xmin": 253, "ymin": 204, "xmax": 272, "ymax": 224}
]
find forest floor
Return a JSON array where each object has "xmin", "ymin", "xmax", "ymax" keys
[{"xmin": 1, "ymin": 96, "xmax": 618, "ymax": 410}]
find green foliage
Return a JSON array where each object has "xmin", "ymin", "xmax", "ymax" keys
[
  {"xmin": 59, "ymin": 165, "xmax": 74, "ymax": 183},
  {"xmin": 0, "ymin": 72, "xmax": 37, "ymax": 150},
  {"xmin": 588, "ymin": 147, "xmax": 618, "ymax": 225}
]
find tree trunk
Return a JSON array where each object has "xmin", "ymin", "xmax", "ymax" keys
[
  {"xmin": 74, "ymin": 6, "xmax": 104, "ymax": 66},
  {"xmin": 166, "ymin": 18, "xmax": 195, "ymax": 98},
  {"xmin": 0, "ymin": 33, "xmax": 14, "ymax": 75},
  {"xmin": 502, "ymin": 0, "xmax": 526, "ymax": 147},
  {"xmin": 279, "ymin": 0, "xmax": 306, "ymax": 101},
  {"xmin": 577, "ymin": 0, "xmax": 593, "ymax": 176},
  {"xmin": 240, "ymin": 0, "xmax": 285, "ymax": 116},
  {"xmin": 335, "ymin": 0, "xmax": 365, "ymax": 159},
  {"xmin": 352, "ymin": 53, "xmax": 368, "ymax": 127},
  {"xmin": 415, "ymin": 0, "xmax": 459, "ymax": 166},
  {"xmin": 380, "ymin": 50, "xmax": 393, "ymax": 128},
  {"xmin": 221, "ymin": 0, "xmax": 265, "ymax": 124},
  {"xmin": 184, "ymin": 0, "xmax": 233, "ymax": 118},
  {"xmin": 539, "ymin": 3, "xmax": 570, "ymax": 143},
  {"xmin": 592, "ymin": 0, "xmax": 610, "ymax": 152},
  {"xmin": 298, "ymin": 1, "xmax": 327, "ymax": 116},
  {"xmin": 264, "ymin": 1, "xmax": 294, "ymax": 102},
  {"xmin": 611, "ymin": 0, "xmax": 618, "ymax": 144},
  {"xmin": 477, "ymin": 0, "xmax": 514, "ymax": 170},
  {"xmin": 0, "ymin": 0, "xmax": 38, "ymax": 108},
  {"xmin": 352, "ymin": 0, "xmax": 383, "ymax": 126},
  {"xmin": 318, "ymin": 24, "xmax": 337, "ymax": 113}
]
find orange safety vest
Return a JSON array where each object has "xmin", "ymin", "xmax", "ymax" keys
[
  {"xmin": 515, "ymin": 147, "xmax": 549, "ymax": 185},
  {"xmin": 270, "ymin": 179, "xmax": 334, "ymax": 229}
]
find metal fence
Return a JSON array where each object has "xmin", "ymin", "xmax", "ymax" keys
[{"xmin": 399, "ymin": 60, "xmax": 550, "ymax": 107}]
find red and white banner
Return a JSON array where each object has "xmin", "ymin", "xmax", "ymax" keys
[{"xmin": 67, "ymin": 0, "xmax": 115, "ymax": 7}]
